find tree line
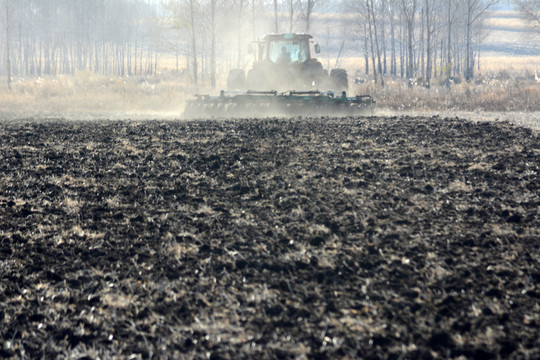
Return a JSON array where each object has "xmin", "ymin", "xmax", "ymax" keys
[
  {"xmin": 349, "ymin": 0, "xmax": 499, "ymax": 88},
  {"xmin": 1, "ymin": 0, "xmax": 165, "ymax": 89},
  {"xmin": 2, "ymin": 0, "xmax": 531, "ymax": 90},
  {"xmin": 515, "ymin": 0, "xmax": 540, "ymax": 31}
]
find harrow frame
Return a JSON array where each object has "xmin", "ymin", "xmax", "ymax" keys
[{"xmin": 183, "ymin": 90, "xmax": 375, "ymax": 118}]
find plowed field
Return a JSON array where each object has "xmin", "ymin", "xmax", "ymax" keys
[{"xmin": 1, "ymin": 116, "xmax": 539, "ymax": 359}]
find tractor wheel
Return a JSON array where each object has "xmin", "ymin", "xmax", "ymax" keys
[
  {"xmin": 246, "ymin": 69, "xmax": 256, "ymax": 90},
  {"xmin": 316, "ymin": 69, "xmax": 330, "ymax": 90},
  {"xmin": 247, "ymin": 68, "xmax": 268, "ymax": 90},
  {"xmin": 227, "ymin": 69, "xmax": 246, "ymax": 90},
  {"xmin": 304, "ymin": 60, "xmax": 326, "ymax": 89},
  {"xmin": 330, "ymin": 68, "xmax": 348, "ymax": 91}
]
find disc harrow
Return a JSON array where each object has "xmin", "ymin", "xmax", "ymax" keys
[{"xmin": 183, "ymin": 90, "xmax": 375, "ymax": 118}]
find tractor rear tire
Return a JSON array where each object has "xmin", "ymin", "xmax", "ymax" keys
[
  {"xmin": 227, "ymin": 69, "xmax": 246, "ymax": 90},
  {"xmin": 247, "ymin": 68, "xmax": 269, "ymax": 91},
  {"xmin": 304, "ymin": 60, "xmax": 326, "ymax": 90},
  {"xmin": 330, "ymin": 68, "xmax": 348, "ymax": 91}
]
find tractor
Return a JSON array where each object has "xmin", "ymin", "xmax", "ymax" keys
[
  {"xmin": 183, "ymin": 33, "xmax": 374, "ymax": 118},
  {"xmin": 227, "ymin": 33, "xmax": 348, "ymax": 92}
]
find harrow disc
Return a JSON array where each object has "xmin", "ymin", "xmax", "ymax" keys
[{"xmin": 183, "ymin": 90, "xmax": 375, "ymax": 119}]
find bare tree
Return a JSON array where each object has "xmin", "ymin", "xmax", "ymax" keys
[
  {"xmin": 464, "ymin": 0, "xmax": 497, "ymax": 81},
  {"xmin": 349, "ymin": 0, "xmax": 387, "ymax": 84},
  {"xmin": 189, "ymin": 0, "xmax": 198, "ymax": 84},
  {"xmin": 348, "ymin": 0, "xmax": 370, "ymax": 76},
  {"xmin": 515, "ymin": 0, "xmax": 540, "ymax": 31},
  {"xmin": 365, "ymin": 0, "xmax": 378, "ymax": 84},
  {"xmin": 210, "ymin": 0, "xmax": 217, "ymax": 87},
  {"xmin": 288, "ymin": 0, "xmax": 294, "ymax": 32},
  {"xmin": 369, "ymin": 0, "xmax": 384, "ymax": 86},
  {"xmin": 389, "ymin": 1, "xmax": 398, "ymax": 77},
  {"xmin": 163, "ymin": 0, "xmax": 200, "ymax": 83},
  {"xmin": 3, "ymin": 0, "xmax": 12, "ymax": 89},
  {"xmin": 302, "ymin": 0, "xmax": 316, "ymax": 33},
  {"xmin": 423, "ymin": 0, "xmax": 441, "ymax": 87},
  {"xmin": 274, "ymin": 0, "xmax": 279, "ymax": 32},
  {"xmin": 379, "ymin": 0, "xmax": 388, "ymax": 75},
  {"xmin": 444, "ymin": 0, "xmax": 462, "ymax": 82},
  {"xmin": 400, "ymin": 0, "xmax": 417, "ymax": 83},
  {"xmin": 232, "ymin": 0, "xmax": 246, "ymax": 67}
]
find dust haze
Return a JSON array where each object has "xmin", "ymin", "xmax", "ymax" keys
[
  {"xmin": 1, "ymin": 0, "xmax": 540, "ymax": 120},
  {"xmin": 1, "ymin": 2, "xmax": 540, "ymax": 359}
]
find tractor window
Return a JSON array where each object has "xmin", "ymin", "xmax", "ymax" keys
[{"xmin": 268, "ymin": 40, "xmax": 309, "ymax": 64}]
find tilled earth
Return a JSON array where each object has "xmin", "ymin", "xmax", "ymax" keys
[{"xmin": 0, "ymin": 116, "xmax": 539, "ymax": 359}]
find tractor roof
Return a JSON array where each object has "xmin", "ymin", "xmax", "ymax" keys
[{"xmin": 262, "ymin": 33, "xmax": 313, "ymax": 41}]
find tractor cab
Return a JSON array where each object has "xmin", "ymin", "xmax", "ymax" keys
[
  {"xmin": 228, "ymin": 32, "xmax": 345, "ymax": 91},
  {"xmin": 250, "ymin": 33, "xmax": 320, "ymax": 64}
]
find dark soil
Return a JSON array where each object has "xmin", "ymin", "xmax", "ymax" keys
[{"xmin": 0, "ymin": 116, "xmax": 539, "ymax": 359}]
